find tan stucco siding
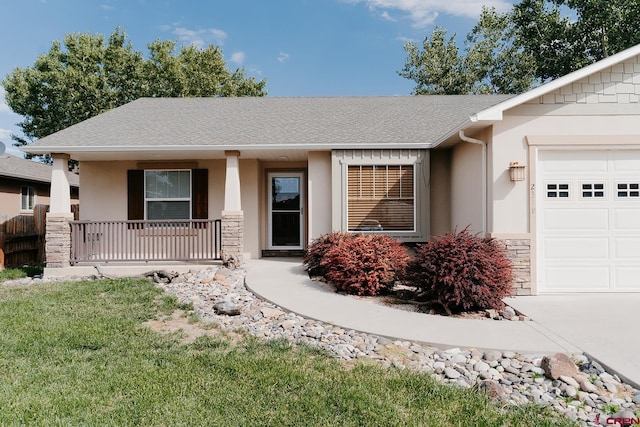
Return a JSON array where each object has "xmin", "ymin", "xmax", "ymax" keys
[
  {"xmin": 80, "ymin": 159, "xmax": 233, "ymax": 221},
  {"xmin": 239, "ymin": 159, "xmax": 260, "ymax": 259},
  {"xmin": 450, "ymin": 142, "xmax": 483, "ymax": 234},
  {"xmin": 429, "ymin": 149, "xmax": 451, "ymax": 237},
  {"xmin": 307, "ymin": 151, "xmax": 332, "ymax": 241},
  {"xmin": 80, "ymin": 161, "xmax": 135, "ymax": 220},
  {"xmin": 0, "ymin": 179, "xmax": 52, "ymax": 221}
]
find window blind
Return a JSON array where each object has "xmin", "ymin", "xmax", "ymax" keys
[{"xmin": 347, "ymin": 165, "xmax": 414, "ymax": 231}]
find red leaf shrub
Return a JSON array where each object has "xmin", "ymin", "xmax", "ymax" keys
[
  {"xmin": 303, "ymin": 231, "xmax": 351, "ymax": 277},
  {"xmin": 321, "ymin": 234, "xmax": 409, "ymax": 296},
  {"xmin": 404, "ymin": 228, "xmax": 514, "ymax": 314}
]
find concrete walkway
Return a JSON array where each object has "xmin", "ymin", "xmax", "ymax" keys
[{"xmin": 245, "ymin": 258, "xmax": 640, "ymax": 389}]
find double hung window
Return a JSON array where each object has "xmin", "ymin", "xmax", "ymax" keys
[
  {"xmin": 21, "ymin": 186, "xmax": 35, "ymax": 211},
  {"xmin": 144, "ymin": 170, "xmax": 191, "ymax": 220}
]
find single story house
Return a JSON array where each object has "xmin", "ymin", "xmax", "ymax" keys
[
  {"xmin": 25, "ymin": 43, "xmax": 640, "ymax": 295},
  {"xmin": 0, "ymin": 152, "xmax": 79, "ymax": 222}
]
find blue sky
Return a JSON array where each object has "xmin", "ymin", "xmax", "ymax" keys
[{"xmin": 0, "ymin": 0, "xmax": 513, "ymax": 157}]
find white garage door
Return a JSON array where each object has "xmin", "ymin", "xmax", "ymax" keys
[{"xmin": 538, "ymin": 150, "xmax": 640, "ymax": 292}]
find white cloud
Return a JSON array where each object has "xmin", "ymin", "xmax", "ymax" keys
[
  {"xmin": 0, "ymin": 128, "xmax": 11, "ymax": 140},
  {"xmin": 230, "ymin": 51, "xmax": 245, "ymax": 64},
  {"xmin": 100, "ymin": 4, "xmax": 115, "ymax": 11},
  {"xmin": 380, "ymin": 11, "xmax": 396, "ymax": 22},
  {"xmin": 277, "ymin": 52, "xmax": 290, "ymax": 63},
  {"xmin": 346, "ymin": 0, "xmax": 512, "ymax": 28},
  {"xmin": 166, "ymin": 25, "xmax": 228, "ymax": 48}
]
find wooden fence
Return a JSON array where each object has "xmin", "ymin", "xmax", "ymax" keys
[{"xmin": 0, "ymin": 205, "xmax": 79, "ymax": 269}]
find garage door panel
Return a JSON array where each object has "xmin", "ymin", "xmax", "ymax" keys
[
  {"xmin": 615, "ymin": 267, "xmax": 640, "ymax": 289},
  {"xmin": 543, "ymin": 208, "xmax": 608, "ymax": 231},
  {"xmin": 540, "ymin": 151, "xmax": 608, "ymax": 172},
  {"xmin": 611, "ymin": 153, "xmax": 640, "ymax": 172},
  {"xmin": 545, "ymin": 266, "xmax": 610, "ymax": 290},
  {"xmin": 539, "ymin": 150, "xmax": 640, "ymax": 292},
  {"xmin": 613, "ymin": 238, "xmax": 640, "ymax": 258},
  {"xmin": 544, "ymin": 237, "xmax": 609, "ymax": 259},
  {"xmin": 613, "ymin": 209, "xmax": 640, "ymax": 229}
]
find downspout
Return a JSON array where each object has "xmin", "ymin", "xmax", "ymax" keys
[{"xmin": 458, "ymin": 130, "xmax": 487, "ymax": 236}]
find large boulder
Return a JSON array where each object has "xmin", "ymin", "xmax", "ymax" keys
[{"xmin": 541, "ymin": 353, "xmax": 579, "ymax": 380}]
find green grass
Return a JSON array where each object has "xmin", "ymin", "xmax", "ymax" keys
[
  {"xmin": 0, "ymin": 278, "xmax": 576, "ymax": 426},
  {"xmin": 0, "ymin": 265, "xmax": 43, "ymax": 282}
]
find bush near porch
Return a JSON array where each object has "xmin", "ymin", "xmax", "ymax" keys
[{"xmin": 304, "ymin": 229, "xmax": 514, "ymax": 314}]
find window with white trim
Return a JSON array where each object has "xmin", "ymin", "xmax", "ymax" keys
[
  {"xmin": 617, "ymin": 183, "xmax": 640, "ymax": 198},
  {"xmin": 144, "ymin": 170, "xmax": 191, "ymax": 220},
  {"xmin": 21, "ymin": 186, "xmax": 35, "ymax": 211},
  {"xmin": 581, "ymin": 183, "xmax": 605, "ymax": 199},
  {"xmin": 347, "ymin": 165, "xmax": 414, "ymax": 231},
  {"xmin": 545, "ymin": 183, "xmax": 570, "ymax": 199}
]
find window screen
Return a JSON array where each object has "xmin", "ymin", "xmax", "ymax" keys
[{"xmin": 145, "ymin": 170, "xmax": 191, "ymax": 220}]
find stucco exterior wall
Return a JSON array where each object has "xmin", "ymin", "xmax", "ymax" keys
[
  {"xmin": 450, "ymin": 141, "xmax": 483, "ymax": 234},
  {"xmin": 307, "ymin": 151, "xmax": 332, "ymax": 241},
  {"xmin": 239, "ymin": 159, "xmax": 259, "ymax": 259},
  {"xmin": 429, "ymin": 149, "xmax": 451, "ymax": 237},
  {"xmin": 0, "ymin": 178, "xmax": 78, "ymax": 223},
  {"xmin": 491, "ymin": 111, "xmax": 640, "ymax": 234}
]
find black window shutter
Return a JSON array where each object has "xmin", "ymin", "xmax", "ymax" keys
[
  {"xmin": 192, "ymin": 169, "xmax": 208, "ymax": 220},
  {"xmin": 127, "ymin": 170, "xmax": 144, "ymax": 220}
]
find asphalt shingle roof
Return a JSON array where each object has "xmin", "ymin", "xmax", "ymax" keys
[
  {"xmin": 27, "ymin": 96, "xmax": 514, "ymax": 150},
  {"xmin": 0, "ymin": 154, "xmax": 79, "ymax": 187}
]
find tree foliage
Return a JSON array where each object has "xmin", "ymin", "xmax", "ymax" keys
[
  {"xmin": 512, "ymin": 0, "xmax": 640, "ymax": 80},
  {"xmin": 401, "ymin": 1, "xmax": 640, "ymax": 95},
  {"xmin": 399, "ymin": 7, "xmax": 537, "ymax": 95},
  {"xmin": 2, "ymin": 27, "xmax": 267, "ymax": 159}
]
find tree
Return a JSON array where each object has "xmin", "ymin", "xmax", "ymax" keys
[
  {"xmin": 399, "ymin": 7, "xmax": 537, "ymax": 95},
  {"xmin": 512, "ymin": 0, "xmax": 640, "ymax": 80},
  {"xmin": 2, "ymin": 28, "xmax": 267, "ymax": 162}
]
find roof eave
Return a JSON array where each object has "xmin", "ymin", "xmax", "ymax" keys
[
  {"xmin": 472, "ymin": 43, "xmax": 640, "ymax": 120},
  {"xmin": 22, "ymin": 142, "xmax": 433, "ymax": 155}
]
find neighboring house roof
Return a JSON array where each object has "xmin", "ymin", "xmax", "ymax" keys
[
  {"xmin": 25, "ymin": 96, "xmax": 514, "ymax": 156},
  {"xmin": 0, "ymin": 154, "xmax": 79, "ymax": 187}
]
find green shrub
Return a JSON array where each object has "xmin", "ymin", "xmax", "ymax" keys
[
  {"xmin": 303, "ymin": 231, "xmax": 351, "ymax": 277},
  {"xmin": 404, "ymin": 228, "xmax": 513, "ymax": 314},
  {"xmin": 321, "ymin": 234, "xmax": 409, "ymax": 296}
]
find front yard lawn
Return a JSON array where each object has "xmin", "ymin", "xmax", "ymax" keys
[{"xmin": 0, "ymin": 278, "xmax": 574, "ymax": 426}]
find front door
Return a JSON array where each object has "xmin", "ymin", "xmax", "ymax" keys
[{"xmin": 268, "ymin": 172, "xmax": 305, "ymax": 249}]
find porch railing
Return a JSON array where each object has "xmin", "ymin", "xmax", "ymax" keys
[{"xmin": 70, "ymin": 219, "xmax": 222, "ymax": 264}]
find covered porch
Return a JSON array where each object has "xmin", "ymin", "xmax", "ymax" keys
[{"xmin": 44, "ymin": 150, "xmax": 247, "ymax": 271}]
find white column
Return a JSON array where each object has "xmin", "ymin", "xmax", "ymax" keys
[
  {"xmin": 224, "ymin": 150, "xmax": 242, "ymax": 211},
  {"xmin": 50, "ymin": 153, "xmax": 72, "ymax": 214}
]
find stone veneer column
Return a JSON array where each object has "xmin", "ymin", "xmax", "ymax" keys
[
  {"xmin": 46, "ymin": 214, "xmax": 73, "ymax": 268},
  {"xmin": 46, "ymin": 153, "xmax": 73, "ymax": 268},
  {"xmin": 221, "ymin": 211, "xmax": 244, "ymax": 265},
  {"xmin": 496, "ymin": 238, "xmax": 532, "ymax": 296},
  {"xmin": 222, "ymin": 150, "xmax": 244, "ymax": 265}
]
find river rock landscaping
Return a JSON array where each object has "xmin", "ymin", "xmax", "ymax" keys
[{"xmin": 4, "ymin": 266, "xmax": 639, "ymax": 426}]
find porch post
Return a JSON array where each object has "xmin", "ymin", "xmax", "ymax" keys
[
  {"xmin": 222, "ymin": 150, "xmax": 244, "ymax": 265},
  {"xmin": 46, "ymin": 153, "xmax": 73, "ymax": 268}
]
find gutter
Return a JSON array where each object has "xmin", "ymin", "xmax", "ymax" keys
[{"xmin": 458, "ymin": 130, "xmax": 487, "ymax": 236}]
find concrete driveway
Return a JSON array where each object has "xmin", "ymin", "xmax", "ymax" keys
[{"xmin": 507, "ymin": 293, "xmax": 640, "ymax": 389}]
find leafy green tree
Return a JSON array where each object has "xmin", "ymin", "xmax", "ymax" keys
[
  {"xmin": 2, "ymin": 27, "xmax": 267, "ymax": 161},
  {"xmin": 399, "ymin": 27, "xmax": 470, "ymax": 95},
  {"xmin": 512, "ymin": 0, "xmax": 640, "ymax": 80},
  {"xmin": 399, "ymin": 7, "xmax": 537, "ymax": 95}
]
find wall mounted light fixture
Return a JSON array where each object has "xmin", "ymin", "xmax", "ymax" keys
[{"xmin": 509, "ymin": 161, "xmax": 526, "ymax": 181}]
